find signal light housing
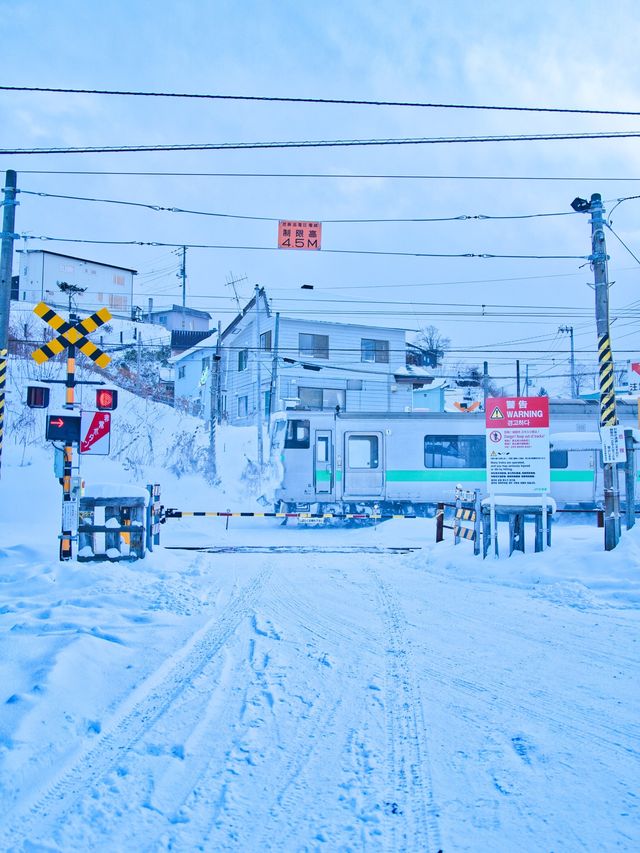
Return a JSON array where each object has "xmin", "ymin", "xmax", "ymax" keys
[
  {"xmin": 26, "ymin": 386, "xmax": 50, "ymax": 408},
  {"xmin": 96, "ymin": 389, "xmax": 118, "ymax": 411}
]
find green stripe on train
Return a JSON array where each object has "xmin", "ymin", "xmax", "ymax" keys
[{"xmin": 316, "ymin": 469, "xmax": 596, "ymax": 483}]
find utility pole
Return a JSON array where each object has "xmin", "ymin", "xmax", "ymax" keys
[
  {"xmin": 268, "ymin": 312, "xmax": 280, "ymax": 432},
  {"xmin": 516, "ymin": 359, "xmax": 521, "ymax": 396},
  {"xmin": 254, "ymin": 285, "xmax": 264, "ymax": 469},
  {"xmin": 209, "ymin": 321, "xmax": 222, "ymax": 482},
  {"xmin": 559, "ymin": 325, "xmax": 576, "ymax": 397},
  {"xmin": 482, "ymin": 361, "xmax": 489, "ymax": 409},
  {"xmin": 0, "ymin": 169, "xmax": 17, "ymax": 480},
  {"xmin": 179, "ymin": 246, "xmax": 187, "ymax": 309},
  {"xmin": 572, "ymin": 192, "xmax": 620, "ymax": 549}
]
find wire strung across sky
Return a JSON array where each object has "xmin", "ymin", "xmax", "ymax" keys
[
  {"xmin": 15, "ymin": 233, "xmax": 589, "ymax": 261},
  {"xmin": 5, "ymin": 131, "xmax": 640, "ymax": 155},
  {"xmin": 19, "ymin": 188, "xmax": 581, "ymax": 224},
  {"xmin": 4, "ymin": 85, "xmax": 640, "ymax": 118},
  {"xmin": 14, "ymin": 170, "xmax": 640, "ymax": 182}
]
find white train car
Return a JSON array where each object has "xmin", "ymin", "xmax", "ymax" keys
[{"xmin": 270, "ymin": 400, "xmax": 638, "ymax": 514}]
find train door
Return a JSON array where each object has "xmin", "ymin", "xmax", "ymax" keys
[
  {"xmin": 314, "ymin": 430, "xmax": 334, "ymax": 499},
  {"xmin": 343, "ymin": 431, "xmax": 384, "ymax": 497}
]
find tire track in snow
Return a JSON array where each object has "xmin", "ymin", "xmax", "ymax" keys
[
  {"xmin": 365, "ymin": 563, "xmax": 442, "ymax": 853},
  {"xmin": 4, "ymin": 565, "xmax": 272, "ymax": 849}
]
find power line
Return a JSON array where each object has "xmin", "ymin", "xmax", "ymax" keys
[
  {"xmin": 19, "ymin": 188, "xmax": 579, "ymax": 224},
  {"xmin": 13, "ymin": 169, "xmax": 640, "ymax": 182},
  {"xmin": 17, "ymin": 233, "xmax": 589, "ymax": 260},
  {"xmin": 6, "ymin": 131, "xmax": 640, "ymax": 156},
  {"xmin": 3, "ymin": 85, "xmax": 640, "ymax": 117}
]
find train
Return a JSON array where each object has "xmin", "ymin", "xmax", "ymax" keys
[{"xmin": 270, "ymin": 399, "xmax": 639, "ymax": 515}]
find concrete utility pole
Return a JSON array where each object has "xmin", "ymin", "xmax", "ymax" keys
[
  {"xmin": 572, "ymin": 192, "xmax": 620, "ymax": 549},
  {"xmin": 0, "ymin": 170, "xmax": 18, "ymax": 481},
  {"xmin": 254, "ymin": 285, "xmax": 264, "ymax": 469},
  {"xmin": 559, "ymin": 325, "xmax": 576, "ymax": 397}
]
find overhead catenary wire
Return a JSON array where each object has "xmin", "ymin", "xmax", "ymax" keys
[
  {"xmin": 6, "ymin": 130, "xmax": 640, "ymax": 155},
  {"xmin": 15, "ymin": 233, "xmax": 589, "ymax": 260},
  {"xmin": 18, "ymin": 188, "xmax": 581, "ymax": 224},
  {"xmin": 4, "ymin": 85, "xmax": 640, "ymax": 118},
  {"xmin": 13, "ymin": 169, "xmax": 640, "ymax": 182}
]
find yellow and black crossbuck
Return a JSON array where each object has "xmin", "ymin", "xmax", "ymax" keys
[{"xmin": 31, "ymin": 302, "xmax": 112, "ymax": 368}]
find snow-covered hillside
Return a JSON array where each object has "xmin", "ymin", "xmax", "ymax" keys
[{"xmin": 1, "ymin": 356, "xmax": 639, "ymax": 851}]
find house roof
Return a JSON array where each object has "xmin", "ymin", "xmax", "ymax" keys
[
  {"xmin": 17, "ymin": 248, "xmax": 138, "ymax": 275},
  {"xmin": 169, "ymin": 330, "xmax": 219, "ymax": 364},
  {"xmin": 150, "ymin": 304, "xmax": 212, "ymax": 319}
]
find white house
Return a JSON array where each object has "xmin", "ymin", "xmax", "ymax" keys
[
  {"xmin": 15, "ymin": 249, "xmax": 137, "ymax": 317},
  {"xmin": 171, "ymin": 288, "xmax": 438, "ymax": 424}
]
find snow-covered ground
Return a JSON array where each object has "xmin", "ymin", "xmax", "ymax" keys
[{"xmin": 1, "ymin": 360, "xmax": 639, "ymax": 851}]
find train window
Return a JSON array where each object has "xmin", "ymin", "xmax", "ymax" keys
[
  {"xmin": 550, "ymin": 450, "xmax": 568, "ymax": 469},
  {"xmin": 284, "ymin": 419, "xmax": 310, "ymax": 449},
  {"xmin": 317, "ymin": 436, "xmax": 329, "ymax": 462},
  {"xmin": 424, "ymin": 435, "xmax": 486, "ymax": 468},
  {"xmin": 348, "ymin": 435, "xmax": 379, "ymax": 469}
]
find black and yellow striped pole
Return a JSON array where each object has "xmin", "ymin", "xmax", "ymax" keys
[
  {"xmin": 59, "ymin": 335, "xmax": 76, "ymax": 561},
  {"xmin": 589, "ymin": 193, "xmax": 620, "ymax": 550}
]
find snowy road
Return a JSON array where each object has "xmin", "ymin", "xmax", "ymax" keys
[{"xmin": 2, "ymin": 516, "xmax": 639, "ymax": 852}]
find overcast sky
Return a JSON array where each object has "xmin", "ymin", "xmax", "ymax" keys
[{"xmin": 2, "ymin": 0, "xmax": 640, "ymax": 392}]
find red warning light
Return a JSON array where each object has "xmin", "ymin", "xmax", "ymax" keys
[{"xmin": 96, "ymin": 389, "xmax": 118, "ymax": 411}]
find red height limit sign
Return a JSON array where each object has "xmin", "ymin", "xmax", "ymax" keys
[{"xmin": 278, "ymin": 220, "xmax": 322, "ymax": 250}]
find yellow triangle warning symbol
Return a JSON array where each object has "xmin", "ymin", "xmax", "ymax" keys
[{"xmin": 489, "ymin": 406, "xmax": 505, "ymax": 420}]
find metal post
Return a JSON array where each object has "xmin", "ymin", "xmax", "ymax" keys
[
  {"xmin": 0, "ymin": 170, "xmax": 17, "ymax": 481},
  {"xmin": 589, "ymin": 193, "xmax": 620, "ymax": 550},
  {"xmin": 516, "ymin": 360, "xmax": 521, "ymax": 396},
  {"xmin": 624, "ymin": 429, "xmax": 636, "ymax": 530},
  {"xmin": 60, "ymin": 335, "xmax": 76, "ymax": 561},
  {"xmin": 209, "ymin": 353, "xmax": 220, "ymax": 482},
  {"xmin": 473, "ymin": 489, "xmax": 481, "ymax": 556}
]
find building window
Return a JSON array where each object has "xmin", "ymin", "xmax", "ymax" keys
[
  {"xmin": 202, "ymin": 357, "xmax": 210, "ymax": 370},
  {"xmin": 348, "ymin": 435, "xmax": 379, "ymax": 469},
  {"xmin": 260, "ymin": 330, "xmax": 272, "ymax": 351},
  {"xmin": 238, "ymin": 395, "xmax": 248, "ymax": 417},
  {"xmin": 238, "ymin": 349, "xmax": 248, "ymax": 371},
  {"xmin": 264, "ymin": 390, "xmax": 271, "ymax": 417},
  {"xmin": 424, "ymin": 435, "xmax": 486, "ymax": 469},
  {"xmin": 299, "ymin": 333, "xmax": 329, "ymax": 359},
  {"xmin": 159, "ymin": 315, "xmax": 167, "ymax": 325},
  {"xmin": 298, "ymin": 387, "xmax": 345, "ymax": 410},
  {"xmin": 284, "ymin": 419, "xmax": 310, "ymax": 449},
  {"xmin": 361, "ymin": 338, "xmax": 389, "ymax": 363},
  {"xmin": 178, "ymin": 366, "xmax": 186, "ymax": 379}
]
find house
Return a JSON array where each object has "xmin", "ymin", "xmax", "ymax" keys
[
  {"xmin": 171, "ymin": 288, "xmax": 437, "ymax": 424},
  {"xmin": 15, "ymin": 249, "xmax": 137, "ymax": 317},
  {"xmin": 145, "ymin": 304, "xmax": 212, "ymax": 355}
]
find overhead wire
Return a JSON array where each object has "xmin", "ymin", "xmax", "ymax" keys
[
  {"xmin": 6, "ymin": 130, "xmax": 640, "ymax": 155},
  {"xmin": 3, "ymin": 85, "xmax": 640, "ymax": 117}
]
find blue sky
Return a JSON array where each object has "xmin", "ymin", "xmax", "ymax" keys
[{"xmin": 2, "ymin": 0, "xmax": 640, "ymax": 391}]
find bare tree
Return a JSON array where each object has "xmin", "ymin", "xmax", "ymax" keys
[{"xmin": 414, "ymin": 325, "xmax": 450, "ymax": 366}]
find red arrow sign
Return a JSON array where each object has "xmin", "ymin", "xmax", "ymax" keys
[{"xmin": 50, "ymin": 417, "xmax": 64, "ymax": 428}]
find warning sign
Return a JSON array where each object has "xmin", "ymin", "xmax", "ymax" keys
[
  {"xmin": 80, "ymin": 411, "xmax": 111, "ymax": 455},
  {"xmin": 278, "ymin": 220, "xmax": 322, "ymax": 250},
  {"xmin": 485, "ymin": 396, "xmax": 550, "ymax": 494}
]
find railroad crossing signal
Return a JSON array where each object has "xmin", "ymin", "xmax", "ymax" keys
[
  {"xmin": 46, "ymin": 413, "xmax": 82, "ymax": 442},
  {"xmin": 31, "ymin": 302, "xmax": 112, "ymax": 368}
]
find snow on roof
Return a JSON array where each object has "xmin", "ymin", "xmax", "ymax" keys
[{"xmin": 393, "ymin": 365, "xmax": 438, "ymax": 379}]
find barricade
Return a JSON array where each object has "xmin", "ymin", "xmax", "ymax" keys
[
  {"xmin": 78, "ymin": 484, "xmax": 153, "ymax": 562},
  {"xmin": 481, "ymin": 496, "xmax": 555, "ymax": 558},
  {"xmin": 435, "ymin": 488, "xmax": 482, "ymax": 556}
]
